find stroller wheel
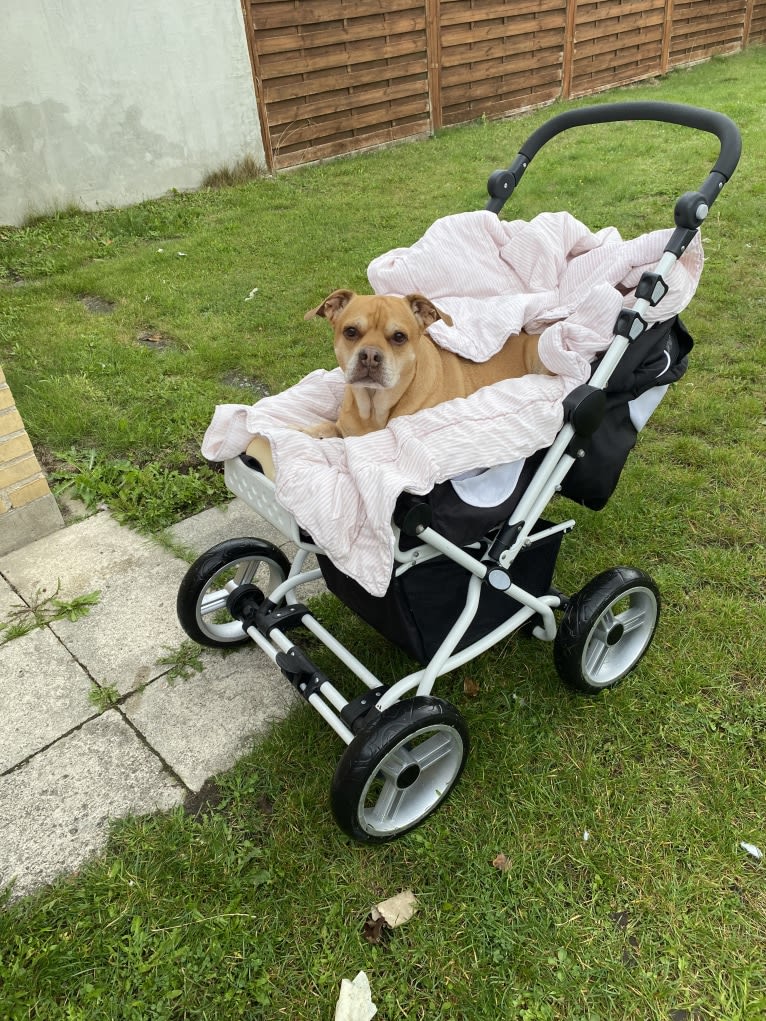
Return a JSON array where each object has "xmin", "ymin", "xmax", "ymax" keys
[
  {"xmin": 554, "ymin": 567, "xmax": 660, "ymax": 694},
  {"xmin": 177, "ymin": 538, "xmax": 290, "ymax": 648},
  {"xmin": 331, "ymin": 696, "xmax": 469, "ymax": 844}
]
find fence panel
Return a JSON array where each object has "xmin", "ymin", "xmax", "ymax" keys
[
  {"xmin": 669, "ymin": 0, "xmax": 748, "ymax": 63},
  {"xmin": 439, "ymin": 0, "xmax": 567, "ymax": 126},
  {"xmin": 568, "ymin": 0, "xmax": 668, "ymax": 96},
  {"xmin": 750, "ymin": 0, "xmax": 766, "ymax": 40},
  {"xmin": 246, "ymin": 0, "xmax": 431, "ymax": 169}
]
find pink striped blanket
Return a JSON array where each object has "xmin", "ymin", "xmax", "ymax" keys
[{"xmin": 202, "ymin": 211, "xmax": 703, "ymax": 595}]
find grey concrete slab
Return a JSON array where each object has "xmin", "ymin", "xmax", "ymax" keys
[
  {"xmin": 0, "ymin": 494, "xmax": 64, "ymax": 557},
  {"xmin": 0, "ymin": 573, "xmax": 26, "ymax": 621},
  {"xmin": 0, "ymin": 711, "xmax": 184, "ymax": 901},
  {"xmin": 0, "ymin": 511, "xmax": 190, "ymax": 695},
  {"xmin": 0, "ymin": 511, "xmax": 152, "ymax": 603},
  {"xmin": 123, "ymin": 647, "xmax": 299, "ymax": 791},
  {"xmin": 0, "ymin": 629, "xmax": 96, "ymax": 772},
  {"xmin": 168, "ymin": 497, "xmax": 289, "ymax": 555}
]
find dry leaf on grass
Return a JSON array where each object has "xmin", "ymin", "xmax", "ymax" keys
[
  {"xmin": 463, "ymin": 676, "xmax": 481, "ymax": 698},
  {"xmin": 492, "ymin": 853, "xmax": 512, "ymax": 872},
  {"xmin": 362, "ymin": 890, "xmax": 418, "ymax": 944}
]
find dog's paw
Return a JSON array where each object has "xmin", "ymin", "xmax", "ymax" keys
[{"xmin": 297, "ymin": 421, "xmax": 341, "ymax": 439}]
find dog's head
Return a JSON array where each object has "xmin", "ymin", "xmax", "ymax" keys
[{"xmin": 305, "ymin": 290, "xmax": 453, "ymax": 390}]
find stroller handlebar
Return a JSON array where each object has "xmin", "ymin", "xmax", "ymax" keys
[{"xmin": 486, "ymin": 101, "xmax": 742, "ymax": 227}]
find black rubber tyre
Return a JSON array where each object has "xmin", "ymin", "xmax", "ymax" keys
[
  {"xmin": 554, "ymin": 567, "xmax": 660, "ymax": 694},
  {"xmin": 177, "ymin": 538, "xmax": 290, "ymax": 648},
  {"xmin": 331, "ymin": 696, "xmax": 469, "ymax": 844}
]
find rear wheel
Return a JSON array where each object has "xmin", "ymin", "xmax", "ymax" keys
[
  {"xmin": 331, "ymin": 697, "xmax": 469, "ymax": 843},
  {"xmin": 554, "ymin": 567, "xmax": 660, "ymax": 693},
  {"xmin": 177, "ymin": 538, "xmax": 290, "ymax": 648}
]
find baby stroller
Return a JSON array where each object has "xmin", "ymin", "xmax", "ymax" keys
[{"xmin": 177, "ymin": 102, "xmax": 741, "ymax": 843}]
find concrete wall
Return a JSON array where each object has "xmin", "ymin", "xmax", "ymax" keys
[{"xmin": 0, "ymin": 0, "xmax": 266, "ymax": 226}]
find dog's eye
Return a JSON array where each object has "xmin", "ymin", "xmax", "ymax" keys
[
  {"xmin": 391, "ymin": 331, "xmax": 408, "ymax": 345},
  {"xmin": 343, "ymin": 326, "xmax": 358, "ymax": 340}
]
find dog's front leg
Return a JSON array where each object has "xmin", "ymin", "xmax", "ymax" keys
[{"xmin": 298, "ymin": 421, "xmax": 342, "ymax": 439}]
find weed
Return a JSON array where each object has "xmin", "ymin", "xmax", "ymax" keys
[
  {"xmin": 0, "ymin": 584, "xmax": 100, "ymax": 646},
  {"xmin": 201, "ymin": 154, "xmax": 267, "ymax": 189},
  {"xmin": 89, "ymin": 683, "xmax": 120, "ymax": 711},
  {"xmin": 155, "ymin": 640, "xmax": 205, "ymax": 682},
  {"xmin": 51, "ymin": 448, "xmax": 221, "ymax": 532}
]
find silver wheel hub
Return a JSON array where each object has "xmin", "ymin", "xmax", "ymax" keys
[
  {"xmin": 582, "ymin": 586, "xmax": 657, "ymax": 687},
  {"xmin": 358, "ymin": 725, "xmax": 464, "ymax": 837}
]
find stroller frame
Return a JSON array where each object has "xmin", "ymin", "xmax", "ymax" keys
[{"xmin": 178, "ymin": 102, "xmax": 740, "ymax": 843}]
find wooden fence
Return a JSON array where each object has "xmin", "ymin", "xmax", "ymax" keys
[{"xmin": 240, "ymin": 0, "xmax": 766, "ymax": 170}]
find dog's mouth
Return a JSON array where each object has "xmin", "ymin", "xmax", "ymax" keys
[{"xmin": 347, "ymin": 366, "xmax": 390, "ymax": 388}]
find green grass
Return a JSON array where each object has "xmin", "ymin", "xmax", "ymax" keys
[{"xmin": 1, "ymin": 48, "xmax": 766, "ymax": 1020}]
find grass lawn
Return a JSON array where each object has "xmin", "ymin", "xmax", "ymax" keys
[{"xmin": 1, "ymin": 47, "xmax": 765, "ymax": 1020}]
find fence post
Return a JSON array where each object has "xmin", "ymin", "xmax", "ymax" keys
[
  {"xmin": 562, "ymin": 0, "xmax": 577, "ymax": 98},
  {"xmin": 426, "ymin": 0, "xmax": 443, "ymax": 131},
  {"xmin": 0, "ymin": 368, "xmax": 63, "ymax": 556},
  {"xmin": 661, "ymin": 0, "xmax": 674, "ymax": 72}
]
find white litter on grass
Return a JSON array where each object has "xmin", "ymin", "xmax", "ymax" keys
[
  {"xmin": 582, "ymin": 830, "xmax": 590, "ymax": 842},
  {"xmin": 371, "ymin": 889, "xmax": 418, "ymax": 928},
  {"xmin": 334, "ymin": 971, "xmax": 377, "ymax": 1021},
  {"xmin": 740, "ymin": 841, "xmax": 763, "ymax": 861},
  {"xmin": 245, "ymin": 287, "xmax": 259, "ymax": 301},
  {"xmin": 176, "ymin": 251, "xmax": 187, "ymax": 257}
]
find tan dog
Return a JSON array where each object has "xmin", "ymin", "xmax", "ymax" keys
[
  {"xmin": 302, "ymin": 289, "xmax": 550, "ymax": 438},
  {"xmin": 245, "ymin": 289, "xmax": 549, "ymax": 476}
]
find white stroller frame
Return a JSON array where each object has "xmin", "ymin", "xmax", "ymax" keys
[{"xmin": 178, "ymin": 102, "xmax": 740, "ymax": 843}]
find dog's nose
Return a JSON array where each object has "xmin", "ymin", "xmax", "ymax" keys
[{"xmin": 359, "ymin": 347, "xmax": 383, "ymax": 366}]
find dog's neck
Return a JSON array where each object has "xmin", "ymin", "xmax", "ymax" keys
[{"xmin": 349, "ymin": 386, "xmax": 394, "ymax": 430}]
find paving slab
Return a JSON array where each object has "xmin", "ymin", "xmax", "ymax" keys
[
  {"xmin": 0, "ymin": 628, "xmax": 97, "ymax": 772},
  {"xmin": 123, "ymin": 647, "xmax": 299, "ymax": 791},
  {"xmin": 0, "ymin": 512, "xmax": 190, "ymax": 695},
  {"xmin": 0, "ymin": 573, "xmax": 26, "ymax": 621},
  {"xmin": 0, "ymin": 711, "xmax": 184, "ymax": 901}
]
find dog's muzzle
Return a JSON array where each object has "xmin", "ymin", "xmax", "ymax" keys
[{"xmin": 347, "ymin": 347, "xmax": 392, "ymax": 387}]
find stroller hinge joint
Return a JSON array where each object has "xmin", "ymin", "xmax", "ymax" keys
[
  {"xmin": 340, "ymin": 687, "xmax": 388, "ymax": 734},
  {"xmin": 634, "ymin": 271, "xmax": 669, "ymax": 307},
  {"xmin": 487, "ymin": 520, "xmax": 523, "ymax": 564},
  {"xmin": 614, "ymin": 308, "xmax": 648, "ymax": 342},
  {"xmin": 276, "ymin": 647, "xmax": 328, "ymax": 699}
]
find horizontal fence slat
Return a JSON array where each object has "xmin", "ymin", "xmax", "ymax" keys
[
  {"xmin": 269, "ymin": 76, "xmax": 428, "ymax": 125},
  {"xmin": 252, "ymin": 0, "xmax": 422, "ymax": 31},
  {"xmin": 256, "ymin": 9, "xmax": 425, "ymax": 57},
  {"xmin": 439, "ymin": 0, "xmax": 566, "ymax": 27},
  {"xmin": 274, "ymin": 122, "xmax": 430, "ymax": 169},
  {"xmin": 265, "ymin": 59, "xmax": 428, "ymax": 104},
  {"xmin": 259, "ymin": 34, "xmax": 426, "ymax": 77}
]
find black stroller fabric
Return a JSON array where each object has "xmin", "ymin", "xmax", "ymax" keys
[
  {"xmin": 318, "ymin": 522, "xmax": 563, "ymax": 665},
  {"xmin": 560, "ymin": 315, "xmax": 693, "ymax": 509}
]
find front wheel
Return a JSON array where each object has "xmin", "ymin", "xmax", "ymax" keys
[
  {"xmin": 177, "ymin": 538, "xmax": 290, "ymax": 648},
  {"xmin": 331, "ymin": 697, "xmax": 469, "ymax": 844},
  {"xmin": 554, "ymin": 567, "xmax": 660, "ymax": 694}
]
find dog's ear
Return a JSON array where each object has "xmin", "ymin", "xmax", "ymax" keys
[
  {"xmin": 406, "ymin": 294, "xmax": 454, "ymax": 330},
  {"xmin": 304, "ymin": 289, "xmax": 355, "ymax": 322}
]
